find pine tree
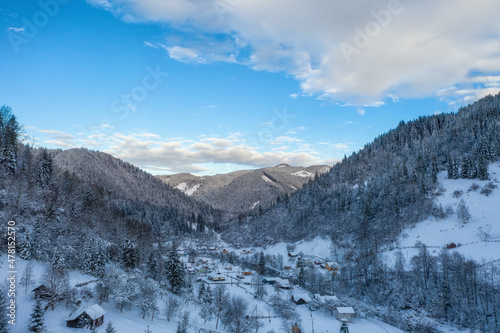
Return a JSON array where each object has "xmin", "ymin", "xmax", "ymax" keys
[
  {"xmin": 0, "ymin": 106, "xmax": 21, "ymax": 176},
  {"xmin": 164, "ymin": 242, "xmax": 185, "ymax": 293},
  {"xmin": 147, "ymin": 253, "xmax": 158, "ymax": 280},
  {"xmin": 105, "ymin": 320, "xmax": 117, "ymax": 333},
  {"xmin": 18, "ymin": 235, "xmax": 32, "ymax": 260},
  {"xmin": 37, "ymin": 148, "xmax": 53, "ymax": 187},
  {"xmin": 28, "ymin": 301, "xmax": 45, "ymax": 332},
  {"xmin": 121, "ymin": 239, "xmax": 139, "ymax": 269},
  {"xmin": 196, "ymin": 214, "xmax": 205, "ymax": 232},
  {"xmin": 431, "ymin": 157, "xmax": 438, "ymax": 183},
  {"xmin": 447, "ymin": 154, "xmax": 454, "ymax": 179},
  {"xmin": 477, "ymin": 156, "xmax": 489, "ymax": 180},
  {"xmin": 257, "ymin": 252, "xmax": 266, "ymax": 276}
]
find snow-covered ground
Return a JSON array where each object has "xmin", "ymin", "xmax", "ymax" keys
[
  {"xmin": 1, "ymin": 255, "xmax": 405, "ymax": 333},
  {"xmin": 383, "ymin": 163, "xmax": 500, "ymax": 264}
]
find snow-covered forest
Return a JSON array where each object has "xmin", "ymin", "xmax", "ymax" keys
[{"xmin": 1, "ymin": 94, "xmax": 500, "ymax": 332}]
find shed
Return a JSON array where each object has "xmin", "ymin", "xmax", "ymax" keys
[
  {"xmin": 335, "ymin": 307, "xmax": 355, "ymax": 323},
  {"xmin": 66, "ymin": 304, "xmax": 105, "ymax": 329}
]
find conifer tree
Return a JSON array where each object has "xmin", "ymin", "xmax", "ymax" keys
[
  {"xmin": 121, "ymin": 239, "xmax": 139, "ymax": 269},
  {"xmin": 19, "ymin": 235, "xmax": 32, "ymax": 260},
  {"xmin": 164, "ymin": 242, "xmax": 185, "ymax": 293},
  {"xmin": 147, "ymin": 252, "xmax": 158, "ymax": 280},
  {"xmin": 105, "ymin": 320, "xmax": 117, "ymax": 333},
  {"xmin": 28, "ymin": 301, "xmax": 45, "ymax": 332}
]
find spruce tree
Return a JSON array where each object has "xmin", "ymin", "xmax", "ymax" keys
[
  {"xmin": 122, "ymin": 239, "xmax": 139, "ymax": 269},
  {"xmin": 18, "ymin": 235, "xmax": 32, "ymax": 260},
  {"xmin": 28, "ymin": 301, "xmax": 45, "ymax": 332},
  {"xmin": 105, "ymin": 320, "xmax": 117, "ymax": 333},
  {"xmin": 164, "ymin": 242, "xmax": 185, "ymax": 293},
  {"xmin": 147, "ymin": 253, "xmax": 158, "ymax": 280}
]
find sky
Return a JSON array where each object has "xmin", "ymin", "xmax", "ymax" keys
[{"xmin": 1, "ymin": 0, "xmax": 500, "ymax": 175}]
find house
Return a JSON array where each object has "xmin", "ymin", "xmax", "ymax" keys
[
  {"xmin": 275, "ymin": 278, "xmax": 291, "ymax": 289},
  {"xmin": 324, "ymin": 262, "xmax": 339, "ymax": 272},
  {"xmin": 207, "ymin": 272, "xmax": 226, "ymax": 282},
  {"xmin": 222, "ymin": 249, "xmax": 229, "ymax": 254},
  {"xmin": 291, "ymin": 293, "xmax": 313, "ymax": 305},
  {"xmin": 242, "ymin": 271, "xmax": 252, "ymax": 276},
  {"xmin": 224, "ymin": 266, "xmax": 232, "ymax": 270},
  {"xmin": 32, "ymin": 285, "xmax": 51, "ymax": 300},
  {"xmin": 335, "ymin": 307, "xmax": 355, "ymax": 323},
  {"xmin": 283, "ymin": 266, "xmax": 292, "ymax": 270},
  {"xmin": 66, "ymin": 304, "xmax": 105, "ymax": 329},
  {"xmin": 288, "ymin": 252, "xmax": 298, "ymax": 257},
  {"xmin": 262, "ymin": 277, "xmax": 278, "ymax": 285}
]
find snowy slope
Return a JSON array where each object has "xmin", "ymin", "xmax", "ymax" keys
[{"xmin": 383, "ymin": 163, "xmax": 500, "ymax": 264}]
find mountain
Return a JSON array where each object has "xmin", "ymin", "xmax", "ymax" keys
[{"xmin": 157, "ymin": 164, "xmax": 331, "ymax": 213}]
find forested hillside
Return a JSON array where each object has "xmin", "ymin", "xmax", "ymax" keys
[
  {"xmin": 0, "ymin": 106, "xmax": 220, "ymax": 271},
  {"xmin": 228, "ymin": 94, "xmax": 500, "ymax": 246}
]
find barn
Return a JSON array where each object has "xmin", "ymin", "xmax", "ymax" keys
[{"xmin": 66, "ymin": 304, "xmax": 105, "ymax": 329}]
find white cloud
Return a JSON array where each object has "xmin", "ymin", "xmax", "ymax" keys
[
  {"xmin": 90, "ymin": 0, "xmax": 500, "ymax": 105},
  {"xmin": 166, "ymin": 46, "xmax": 206, "ymax": 64},
  {"xmin": 7, "ymin": 27, "xmax": 24, "ymax": 33},
  {"xmin": 28, "ymin": 127, "xmax": 335, "ymax": 174}
]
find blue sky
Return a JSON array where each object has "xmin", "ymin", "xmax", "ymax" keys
[{"xmin": 1, "ymin": 0, "xmax": 500, "ymax": 174}]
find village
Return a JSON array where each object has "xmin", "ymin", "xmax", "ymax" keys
[{"xmin": 16, "ymin": 239, "xmax": 398, "ymax": 333}]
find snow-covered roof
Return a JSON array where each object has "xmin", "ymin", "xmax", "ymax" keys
[
  {"xmin": 275, "ymin": 278, "xmax": 290, "ymax": 286},
  {"xmin": 336, "ymin": 306, "xmax": 355, "ymax": 314},
  {"xmin": 292, "ymin": 293, "xmax": 313, "ymax": 303},
  {"xmin": 67, "ymin": 304, "xmax": 105, "ymax": 321}
]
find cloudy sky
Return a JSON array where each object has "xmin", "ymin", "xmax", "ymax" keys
[{"xmin": 2, "ymin": 0, "xmax": 500, "ymax": 174}]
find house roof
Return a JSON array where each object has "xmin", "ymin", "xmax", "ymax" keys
[
  {"xmin": 292, "ymin": 293, "xmax": 313, "ymax": 303},
  {"xmin": 336, "ymin": 307, "xmax": 355, "ymax": 314},
  {"xmin": 67, "ymin": 304, "xmax": 105, "ymax": 321}
]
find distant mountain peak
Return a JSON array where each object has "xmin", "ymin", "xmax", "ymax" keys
[{"xmin": 275, "ymin": 163, "xmax": 291, "ymax": 168}]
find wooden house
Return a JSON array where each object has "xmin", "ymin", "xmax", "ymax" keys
[
  {"xmin": 242, "ymin": 271, "xmax": 252, "ymax": 276},
  {"xmin": 32, "ymin": 285, "xmax": 51, "ymax": 300},
  {"xmin": 283, "ymin": 266, "xmax": 292, "ymax": 270},
  {"xmin": 335, "ymin": 307, "xmax": 355, "ymax": 323},
  {"xmin": 291, "ymin": 293, "xmax": 313, "ymax": 305},
  {"xmin": 222, "ymin": 249, "xmax": 229, "ymax": 254},
  {"xmin": 66, "ymin": 304, "xmax": 105, "ymax": 329},
  {"xmin": 288, "ymin": 252, "xmax": 298, "ymax": 258}
]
